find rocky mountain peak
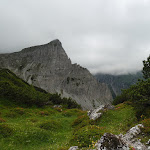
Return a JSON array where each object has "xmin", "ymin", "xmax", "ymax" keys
[
  {"xmin": 19, "ymin": 39, "xmax": 63, "ymax": 55},
  {"xmin": 0, "ymin": 40, "xmax": 113, "ymax": 109},
  {"xmin": 48, "ymin": 39, "xmax": 62, "ymax": 46}
]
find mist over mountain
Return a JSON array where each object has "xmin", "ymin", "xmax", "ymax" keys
[{"xmin": 0, "ymin": 0, "xmax": 150, "ymax": 75}]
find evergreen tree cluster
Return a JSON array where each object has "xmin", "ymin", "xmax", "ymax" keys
[{"xmin": 113, "ymin": 55, "xmax": 150, "ymax": 119}]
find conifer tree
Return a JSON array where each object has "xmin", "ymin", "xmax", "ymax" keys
[{"xmin": 142, "ymin": 55, "xmax": 150, "ymax": 79}]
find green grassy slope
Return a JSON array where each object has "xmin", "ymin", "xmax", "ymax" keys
[
  {"xmin": 0, "ymin": 103, "xmax": 82, "ymax": 150},
  {"xmin": 70, "ymin": 102, "xmax": 138, "ymax": 148},
  {"xmin": 0, "ymin": 68, "xmax": 49, "ymax": 106},
  {"xmin": 0, "ymin": 68, "xmax": 81, "ymax": 149},
  {"xmin": 0, "ymin": 68, "xmax": 149, "ymax": 149},
  {"xmin": 0, "ymin": 100, "xmax": 138, "ymax": 149}
]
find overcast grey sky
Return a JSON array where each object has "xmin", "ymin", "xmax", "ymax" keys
[{"xmin": 0, "ymin": 0, "xmax": 150, "ymax": 75}]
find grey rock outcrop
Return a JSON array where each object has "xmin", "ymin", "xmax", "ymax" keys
[
  {"xmin": 95, "ymin": 124, "xmax": 147, "ymax": 150},
  {"xmin": 121, "ymin": 124, "xmax": 147, "ymax": 150},
  {"xmin": 146, "ymin": 139, "xmax": 150, "ymax": 145},
  {"xmin": 88, "ymin": 104, "xmax": 114, "ymax": 120},
  {"xmin": 95, "ymin": 133, "xmax": 128, "ymax": 150},
  {"xmin": 88, "ymin": 105, "xmax": 105, "ymax": 120},
  {"xmin": 0, "ymin": 39, "xmax": 113, "ymax": 109},
  {"xmin": 68, "ymin": 146, "xmax": 79, "ymax": 150}
]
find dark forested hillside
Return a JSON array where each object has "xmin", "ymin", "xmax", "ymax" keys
[
  {"xmin": 0, "ymin": 68, "xmax": 80, "ymax": 108},
  {"xmin": 95, "ymin": 71, "xmax": 143, "ymax": 97}
]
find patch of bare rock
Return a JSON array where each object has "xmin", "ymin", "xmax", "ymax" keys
[
  {"xmin": 87, "ymin": 104, "xmax": 114, "ymax": 120},
  {"xmin": 95, "ymin": 124, "xmax": 147, "ymax": 150}
]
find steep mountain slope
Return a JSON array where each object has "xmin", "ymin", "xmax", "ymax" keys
[
  {"xmin": 0, "ymin": 68, "xmax": 80, "ymax": 108},
  {"xmin": 0, "ymin": 39, "xmax": 113, "ymax": 109},
  {"xmin": 0, "ymin": 69, "xmax": 81, "ymax": 149},
  {"xmin": 95, "ymin": 72, "xmax": 143, "ymax": 97}
]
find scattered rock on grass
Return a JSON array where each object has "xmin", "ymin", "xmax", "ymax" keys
[
  {"xmin": 68, "ymin": 146, "xmax": 78, "ymax": 150},
  {"xmin": 121, "ymin": 124, "xmax": 146, "ymax": 150},
  {"xmin": 53, "ymin": 105, "xmax": 62, "ymax": 108},
  {"xmin": 0, "ymin": 118, "xmax": 6, "ymax": 123},
  {"xmin": 95, "ymin": 124, "xmax": 147, "ymax": 150},
  {"xmin": 146, "ymin": 139, "xmax": 150, "ymax": 145},
  {"xmin": 95, "ymin": 133, "xmax": 128, "ymax": 150},
  {"xmin": 88, "ymin": 104, "xmax": 114, "ymax": 120},
  {"xmin": 53, "ymin": 105, "xmax": 62, "ymax": 112},
  {"xmin": 87, "ymin": 105, "xmax": 105, "ymax": 120}
]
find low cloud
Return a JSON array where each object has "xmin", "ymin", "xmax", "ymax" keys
[{"xmin": 0, "ymin": 0, "xmax": 149, "ymax": 74}]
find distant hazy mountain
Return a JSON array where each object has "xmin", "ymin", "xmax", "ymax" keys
[
  {"xmin": 0, "ymin": 39, "xmax": 113, "ymax": 109},
  {"xmin": 95, "ymin": 72, "xmax": 143, "ymax": 98}
]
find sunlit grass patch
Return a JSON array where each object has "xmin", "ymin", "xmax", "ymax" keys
[
  {"xmin": 70, "ymin": 125, "xmax": 104, "ymax": 148},
  {"xmin": 0, "ymin": 118, "xmax": 6, "ymax": 123},
  {"xmin": 0, "ymin": 124, "xmax": 13, "ymax": 138},
  {"xmin": 39, "ymin": 120, "xmax": 62, "ymax": 130},
  {"xmin": 0, "ymin": 103, "xmax": 79, "ymax": 150},
  {"xmin": 93, "ymin": 103, "xmax": 137, "ymax": 134},
  {"xmin": 141, "ymin": 118, "xmax": 150, "ymax": 133}
]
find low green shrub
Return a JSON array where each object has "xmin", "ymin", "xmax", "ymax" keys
[
  {"xmin": 39, "ymin": 120, "xmax": 61, "ymax": 131},
  {"xmin": 0, "ymin": 118, "xmax": 6, "ymax": 123},
  {"xmin": 13, "ymin": 128, "xmax": 52, "ymax": 145},
  {"xmin": 5, "ymin": 112, "xmax": 18, "ymax": 118},
  {"xmin": 72, "ymin": 115, "xmax": 89, "ymax": 128},
  {"xmin": 113, "ymin": 89, "xmax": 130, "ymax": 105},
  {"xmin": 62, "ymin": 110, "xmax": 74, "ymax": 117},
  {"xmin": 39, "ymin": 110, "xmax": 49, "ymax": 116},
  {"xmin": 29, "ymin": 118, "xmax": 38, "ymax": 123},
  {"xmin": 13, "ymin": 107, "xmax": 25, "ymax": 115},
  {"xmin": 57, "ymin": 146, "xmax": 70, "ymax": 150},
  {"xmin": 141, "ymin": 118, "xmax": 150, "ymax": 134},
  {"xmin": 62, "ymin": 109, "xmax": 79, "ymax": 117},
  {"xmin": 0, "ymin": 124, "xmax": 13, "ymax": 138},
  {"xmin": 47, "ymin": 109, "xmax": 57, "ymax": 115},
  {"xmin": 72, "ymin": 114, "xmax": 90, "ymax": 132},
  {"xmin": 54, "ymin": 107, "xmax": 62, "ymax": 112},
  {"xmin": 49, "ymin": 93, "xmax": 81, "ymax": 109},
  {"xmin": 70, "ymin": 125, "xmax": 104, "ymax": 148},
  {"xmin": 5, "ymin": 108, "xmax": 25, "ymax": 118}
]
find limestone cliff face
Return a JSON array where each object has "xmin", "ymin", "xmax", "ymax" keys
[{"xmin": 0, "ymin": 39, "xmax": 113, "ymax": 109}]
